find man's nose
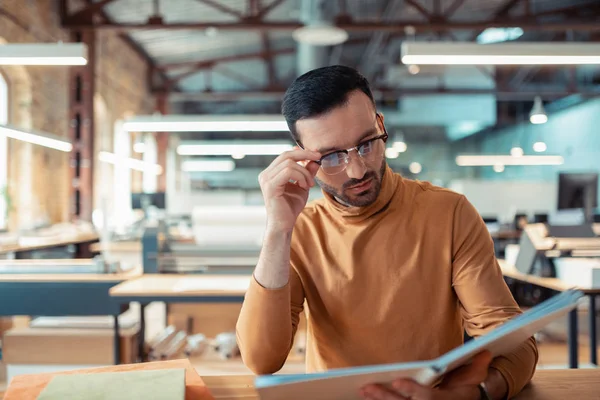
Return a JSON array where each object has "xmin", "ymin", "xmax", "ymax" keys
[{"xmin": 345, "ymin": 151, "xmax": 367, "ymax": 180}]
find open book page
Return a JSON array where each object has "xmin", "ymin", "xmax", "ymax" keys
[
  {"xmin": 255, "ymin": 363, "xmax": 438, "ymax": 400},
  {"xmin": 255, "ymin": 289, "xmax": 582, "ymax": 400}
]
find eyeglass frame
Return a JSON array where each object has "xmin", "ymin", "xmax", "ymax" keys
[{"xmin": 296, "ymin": 113, "xmax": 389, "ymax": 174}]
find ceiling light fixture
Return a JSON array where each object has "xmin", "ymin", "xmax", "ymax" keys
[
  {"xmin": 510, "ymin": 147, "xmax": 524, "ymax": 157},
  {"xmin": 533, "ymin": 141, "xmax": 547, "ymax": 152},
  {"xmin": 177, "ymin": 141, "xmax": 293, "ymax": 156},
  {"xmin": 122, "ymin": 115, "xmax": 289, "ymax": 132},
  {"xmin": 133, "ymin": 133, "xmax": 146, "ymax": 154},
  {"xmin": 401, "ymin": 42, "xmax": 600, "ymax": 65},
  {"xmin": 409, "ymin": 162, "xmax": 422, "ymax": 174},
  {"xmin": 98, "ymin": 151, "xmax": 163, "ymax": 175},
  {"xmin": 476, "ymin": 27, "xmax": 524, "ymax": 44},
  {"xmin": 385, "ymin": 148, "xmax": 399, "ymax": 159},
  {"xmin": 292, "ymin": 22, "xmax": 348, "ymax": 46},
  {"xmin": 529, "ymin": 96, "xmax": 548, "ymax": 124},
  {"xmin": 392, "ymin": 141, "xmax": 407, "ymax": 153},
  {"xmin": 0, "ymin": 43, "xmax": 87, "ymax": 65},
  {"xmin": 493, "ymin": 164, "xmax": 505, "ymax": 173},
  {"xmin": 181, "ymin": 159, "xmax": 236, "ymax": 172},
  {"xmin": 456, "ymin": 155, "xmax": 564, "ymax": 166},
  {"xmin": 0, "ymin": 124, "xmax": 72, "ymax": 152}
]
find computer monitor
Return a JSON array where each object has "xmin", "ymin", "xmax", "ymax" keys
[
  {"xmin": 558, "ymin": 172, "xmax": 598, "ymax": 223},
  {"xmin": 132, "ymin": 192, "xmax": 166, "ymax": 210}
]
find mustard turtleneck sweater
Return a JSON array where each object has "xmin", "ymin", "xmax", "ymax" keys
[{"xmin": 236, "ymin": 166, "xmax": 538, "ymax": 398}]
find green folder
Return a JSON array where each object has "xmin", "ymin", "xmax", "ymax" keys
[{"xmin": 36, "ymin": 368, "xmax": 186, "ymax": 400}]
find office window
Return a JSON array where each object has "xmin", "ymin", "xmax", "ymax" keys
[{"xmin": 0, "ymin": 72, "xmax": 8, "ymax": 230}]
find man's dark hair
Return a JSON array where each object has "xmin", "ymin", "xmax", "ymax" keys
[{"xmin": 281, "ymin": 65, "xmax": 375, "ymax": 144}]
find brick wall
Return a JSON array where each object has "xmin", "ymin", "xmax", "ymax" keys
[{"xmin": 0, "ymin": 0, "xmax": 153, "ymax": 230}]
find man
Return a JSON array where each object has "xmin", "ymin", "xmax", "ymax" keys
[{"xmin": 236, "ymin": 65, "xmax": 538, "ymax": 400}]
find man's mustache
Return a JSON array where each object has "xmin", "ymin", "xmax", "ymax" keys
[{"xmin": 342, "ymin": 171, "xmax": 376, "ymax": 190}]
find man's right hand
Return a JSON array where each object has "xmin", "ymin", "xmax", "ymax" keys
[{"xmin": 258, "ymin": 148, "xmax": 321, "ymax": 233}]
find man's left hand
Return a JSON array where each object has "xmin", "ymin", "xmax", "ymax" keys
[{"xmin": 359, "ymin": 351, "xmax": 492, "ymax": 400}]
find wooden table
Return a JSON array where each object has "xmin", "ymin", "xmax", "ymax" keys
[
  {"xmin": 110, "ymin": 274, "xmax": 250, "ymax": 362},
  {"xmin": 499, "ymin": 259, "xmax": 600, "ymax": 368},
  {"xmin": 201, "ymin": 369, "xmax": 600, "ymax": 400},
  {"xmin": 0, "ymin": 232, "xmax": 99, "ymax": 258}
]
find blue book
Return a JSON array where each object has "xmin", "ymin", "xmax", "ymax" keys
[{"xmin": 255, "ymin": 289, "xmax": 583, "ymax": 400}]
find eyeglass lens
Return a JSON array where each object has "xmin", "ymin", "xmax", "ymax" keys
[{"xmin": 320, "ymin": 138, "xmax": 384, "ymax": 175}]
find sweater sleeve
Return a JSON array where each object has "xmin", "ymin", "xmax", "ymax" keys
[
  {"xmin": 236, "ymin": 266, "xmax": 305, "ymax": 375},
  {"xmin": 451, "ymin": 195, "xmax": 538, "ymax": 399}
]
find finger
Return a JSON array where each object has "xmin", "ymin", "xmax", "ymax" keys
[
  {"xmin": 268, "ymin": 159, "xmax": 315, "ymax": 188},
  {"xmin": 391, "ymin": 379, "xmax": 430, "ymax": 400},
  {"xmin": 271, "ymin": 149, "xmax": 321, "ymax": 168},
  {"xmin": 272, "ymin": 168, "xmax": 310, "ymax": 191},
  {"xmin": 361, "ymin": 384, "xmax": 407, "ymax": 400},
  {"xmin": 305, "ymin": 160, "xmax": 321, "ymax": 177}
]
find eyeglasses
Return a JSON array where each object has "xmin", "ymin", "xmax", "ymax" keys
[{"xmin": 307, "ymin": 113, "xmax": 388, "ymax": 176}]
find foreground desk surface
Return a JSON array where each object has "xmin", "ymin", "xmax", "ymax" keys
[
  {"xmin": 205, "ymin": 369, "xmax": 600, "ymax": 400},
  {"xmin": 3, "ymin": 359, "xmax": 212, "ymax": 400},
  {"xmin": 6, "ymin": 365, "xmax": 598, "ymax": 400}
]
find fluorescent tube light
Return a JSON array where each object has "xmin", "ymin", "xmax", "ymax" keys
[
  {"xmin": 401, "ymin": 42, "xmax": 600, "ymax": 65},
  {"xmin": 177, "ymin": 142, "xmax": 293, "ymax": 156},
  {"xmin": 181, "ymin": 159, "xmax": 236, "ymax": 172},
  {"xmin": 0, "ymin": 43, "xmax": 87, "ymax": 65},
  {"xmin": 456, "ymin": 155, "xmax": 564, "ymax": 166},
  {"xmin": 0, "ymin": 124, "xmax": 72, "ymax": 152},
  {"xmin": 98, "ymin": 151, "xmax": 162, "ymax": 175},
  {"xmin": 123, "ymin": 114, "xmax": 289, "ymax": 132}
]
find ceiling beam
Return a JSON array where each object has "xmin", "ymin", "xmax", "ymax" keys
[
  {"xmin": 443, "ymin": 0, "xmax": 466, "ymax": 18},
  {"xmin": 62, "ymin": 0, "xmax": 119, "ymax": 23},
  {"xmin": 469, "ymin": 0, "xmax": 522, "ymax": 40},
  {"xmin": 194, "ymin": 0, "xmax": 243, "ymax": 18},
  {"xmin": 213, "ymin": 64, "xmax": 264, "ymax": 88},
  {"xmin": 256, "ymin": 0, "xmax": 287, "ymax": 19},
  {"xmin": 158, "ymin": 47, "xmax": 295, "ymax": 71},
  {"xmin": 404, "ymin": 0, "xmax": 432, "ymax": 19},
  {"xmin": 165, "ymin": 87, "xmax": 600, "ymax": 102},
  {"xmin": 62, "ymin": 19, "xmax": 600, "ymax": 32}
]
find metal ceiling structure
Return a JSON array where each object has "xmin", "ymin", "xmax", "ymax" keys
[
  {"xmin": 59, "ymin": 0, "xmax": 600, "ymax": 104},
  {"xmin": 51, "ymin": 0, "xmax": 600, "ymax": 189}
]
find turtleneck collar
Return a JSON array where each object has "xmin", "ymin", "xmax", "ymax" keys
[{"xmin": 322, "ymin": 165, "xmax": 400, "ymax": 223}]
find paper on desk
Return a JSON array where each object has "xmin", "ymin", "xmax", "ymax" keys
[
  {"xmin": 36, "ymin": 368, "xmax": 186, "ymax": 400},
  {"xmin": 172, "ymin": 276, "xmax": 250, "ymax": 292}
]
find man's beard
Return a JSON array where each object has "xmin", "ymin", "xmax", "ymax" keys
[{"xmin": 315, "ymin": 161, "xmax": 386, "ymax": 207}]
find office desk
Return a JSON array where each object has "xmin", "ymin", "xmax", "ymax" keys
[
  {"xmin": 0, "ymin": 267, "xmax": 141, "ymax": 364},
  {"xmin": 201, "ymin": 369, "xmax": 600, "ymax": 400},
  {"xmin": 110, "ymin": 274, "xmax": 249, "ymax": 362},
  {"xmin": 0, "ymin": 233, "xmax": 99, "ymax": 259},
  {"xmin": 499, "ymin": 259, "xmax": 600, "ymax": 368}
]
